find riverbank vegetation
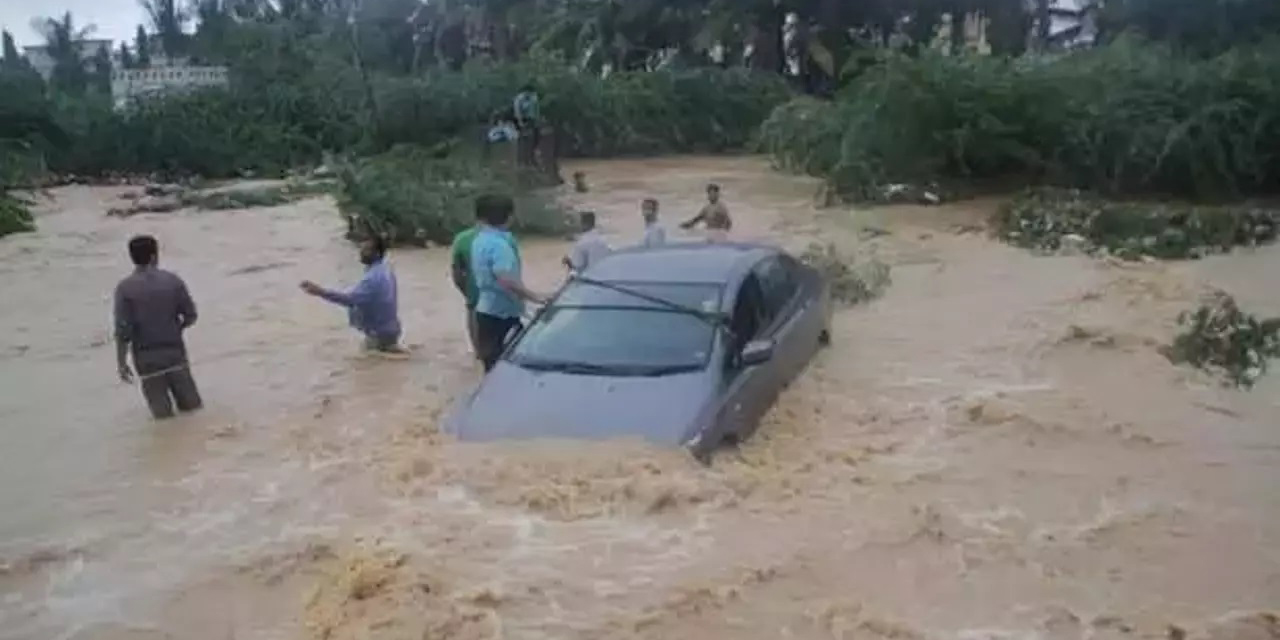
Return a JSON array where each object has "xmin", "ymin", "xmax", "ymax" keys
[
  {"xmin": 759, "ymin": 39, "xmax": 1280, "ymax": 203},
  {"xmin": 2, "ymin": 0, "xmax": 1279, "ymax": 240},
  {"xmin": 995, "ymin": 188, "xmax": 1279, "ymax": 260}
]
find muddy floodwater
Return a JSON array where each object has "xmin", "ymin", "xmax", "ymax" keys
[{"xmin": 1, "ymin": 157, "xmax": 1278, "ymax": 640}]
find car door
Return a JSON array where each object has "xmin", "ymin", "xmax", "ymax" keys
[
  {"xmin": 713, "ymin": 273, "xmax": 773, "ymax": 444},
  {"xmin": 751, "ymin": 254, "xmax": 818, "ymax": 382}
]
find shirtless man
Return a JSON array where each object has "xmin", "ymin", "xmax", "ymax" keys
[{"xmin": 680, "ymin": 183, "xmax": 732, "ymax": 242}]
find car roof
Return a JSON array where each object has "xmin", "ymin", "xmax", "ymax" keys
[{"xmin": 584, "ymin": 241, "xmax": 778, "ymax": 285}]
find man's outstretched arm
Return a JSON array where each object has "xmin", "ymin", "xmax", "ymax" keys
[{"xmin": 680, "ymin": 209, "xmax": 706, "ymax": 230}]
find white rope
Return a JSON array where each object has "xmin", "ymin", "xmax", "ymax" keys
[{"xmin": 136, "ymin": 362, "xmax": 190, "ymax": 381}]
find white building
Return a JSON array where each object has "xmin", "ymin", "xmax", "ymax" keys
[
  {"xmin": 22, "ymin": 38, "xmax": 113, "ymax": 80},
  {"xmin": 110, "ymin": 59, "xmax": 229, "ymax": 110},
  {"xmin": 1037, "ymin": 0, "xmax": 1101, "ymax": 50}
]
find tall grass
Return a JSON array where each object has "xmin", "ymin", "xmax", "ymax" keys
[{"xmin": 759, "ymin": 38, "xmax": 1280, "ymax": 201}]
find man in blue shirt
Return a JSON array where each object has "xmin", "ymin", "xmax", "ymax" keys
[
  {"xmin": 301, "ymin": 236, "xmax": 404, "ymax": 353},
  {"xmin": 470, "ymin": 194, "xmax": 546, "ymax": 371}
]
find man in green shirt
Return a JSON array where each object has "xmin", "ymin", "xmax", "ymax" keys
[{"xmin": 450, "ymin": 216, "xmax": 518, "ymax": 359}]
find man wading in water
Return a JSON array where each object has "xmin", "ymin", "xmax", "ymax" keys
[
  {"xmin": 114, "ymin": 235, "xmax": 203, "ymax": 419},
  {"xmin": 680, "ymin": 183, "xmax": 733, "ymax": 242},
  {"xmin": 301, "ymin": 236, "xmax": 405, "ymax": 354},
  {"xmin": 471, "ymin": 194, "xmax": 547, "ymax": 372}
]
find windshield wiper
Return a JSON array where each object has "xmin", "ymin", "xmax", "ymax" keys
[
  {"xmin": 632, "ymin": 364, "xmax": 702, "ymax": 377},
  {"xmin": 514, "ymin": 358, "xmax": 700, "ymax": 377},
  {"xmin": 514, "ymin": 359, "xmax": 622, "ymax": 375},
  {"xmin": 569, "ymin": 276, "xmax": 727, "ymax": 329}
]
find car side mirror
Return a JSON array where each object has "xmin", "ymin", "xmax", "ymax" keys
[{"xmin": 740, "ymin": 339, "xmax": 775, "ymax": 367}]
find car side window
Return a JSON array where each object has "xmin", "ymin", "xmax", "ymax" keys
[
  {"xmin": 727, "ymin": 274, "xmax": 766, "ymax": 361},
  {"xmin": 752, "ymin": 256, "xmax": 798, "ymax": 329}
]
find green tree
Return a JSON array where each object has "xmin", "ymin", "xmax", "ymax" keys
[
  {"xmin": 36, "ymin": 12, "xmax": 95, "ymax": 95},
  {"xmin": 91, "ymin": 44, "xmax": 113, "ymax": 94},
  {"xmin": 135, "ymin": 25, "xmax": 152, "ymax": 67},
  {"xmin": 140, "ymin": 0, "xmax": 188, "ymax": 59},
  {"xmin": 118, "ymin": 42, "xmax": 136, "ymax": 69},
  {"xmin": 192, "ymin": 0, "xmax": 233, "ymax": 63},
  {"xmin": 2, "ymin": 30, "xmax": 22, "ymax": 66},
  {"xmin": 1101, "ymin": 0, "xmax": 1280, "ymax": 55}
]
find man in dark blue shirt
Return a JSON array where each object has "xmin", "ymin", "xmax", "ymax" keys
[{"xmin": 301, "ymin": 236, "xmax": 404, "ymax": 353}]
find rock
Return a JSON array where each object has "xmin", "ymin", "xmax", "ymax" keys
[
  {"xmin": 965, "ymin": 398, "xmax": 1020, "ymax": 425},
  {"xmin": 311, "ymin": 164, "xmax": 335, "ymax": 179},
  {"xmin": 134, "ymin": 195, "xmax": 183, "ymax": 213},
  {"xmin": 143, "ymin": 183, "xmax": 183, "ymax": 198},
  {"xmin": 1059, "ymin": 233, "xmax": 1089, "ymax": 256}
]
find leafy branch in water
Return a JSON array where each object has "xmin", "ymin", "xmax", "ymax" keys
[
  {"xmin": 1165, "ymin": 292, "xmax": 1280, "ymax": 388},
  {"xmin": 799, "ymin": 242, "xmax": 891, "ymax": 306}
]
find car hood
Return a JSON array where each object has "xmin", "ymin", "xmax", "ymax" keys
[{"xmin": 447, "ymin": 362, "xmax": 714, "ymax": 446}]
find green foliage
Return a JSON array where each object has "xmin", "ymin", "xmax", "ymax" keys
[
  {"xmin": 756, "ymin": 96, "xmax": 842, "ymax": 176},
  {"xmin": 42, "ymin": 86, "xmax": 360, "ymax": 179},
  {"xmin": 1101, "ymin": 0, "xmax": 1280, "ymax": 56},
  {"xmin": 762, "ymin": 39, "xmax": 1280, "ymax": 201},
  {"xmin": 0, "ymin": 192, "xmax": 34, "ymax": 237},
  {"xmin": 996, "ymin": 188, "xmax": 1279, "ymax": 259},
  {"xmin": 798, "ymin": 242, "xmax": 891, "ymax": 306},
  {"xmin": 376, "ymin": 63, "xmax": 789, "ymax": 157},
  {"xmin": 337, "ymin": 145, "xmax": 568, "ymax": 247},
  {"xmin": 1166, "ymin": 292, "xmax": 1280, "ymax": 389}
]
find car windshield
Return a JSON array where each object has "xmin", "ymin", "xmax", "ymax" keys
[{"xmin": 508, "ymin": 281, "xmax": 723, "ymax": 376}]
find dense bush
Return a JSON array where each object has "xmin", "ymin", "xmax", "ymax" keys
[
  {"xmin": 16, "ymin": 63, "xmax": 786, "ymax": 181},
  {"xmin": 760, "ymin": 38, "xmax": 1280, "ymax": 202},
  {"xmin": 0, "ymin": 193, "xmax": 34, "ymax": 237},
  {"xmin": 336, "ymin": 145, "xmax": 568, "ymax": 246},
  {"xmin": 47, "ymin": 86, "xmax": 361, "ymax": 179},
  {"xmin": 996, "ymin": 188, "xmax": 1279, "ymax": 259}
]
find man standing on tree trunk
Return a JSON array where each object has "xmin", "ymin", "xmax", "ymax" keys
[
  {"xmin": 513, "ymin": 83, "xmax": 541, "ymax": 167},
  {"xmin": 113, "ymin": 235, "xmax": 203, "ymax": 420}
]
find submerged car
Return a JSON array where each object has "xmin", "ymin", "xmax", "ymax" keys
[{"xmin": 446, "ymin": 241, "xmax": 833, "ymax": 459}]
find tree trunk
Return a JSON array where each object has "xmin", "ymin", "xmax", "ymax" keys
[
  {"xmin": 750, "ymin": 2, "xmax": 785, "ymax": 74},
  {"xmin": 950, "ymin": 5, "xmax": 967, "ymax": 55},
  {"xmin": 1034, "ymin": 0, "xmax": 1051, "ymax": 51}
]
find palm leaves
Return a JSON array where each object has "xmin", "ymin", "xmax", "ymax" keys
[
  {"xmin": 140, "ymin": 0, "xmax": 190, "ymax": 58},
  {"xmin": 33, "ymin": 12, "xmax": 97, "ymax": 95}
]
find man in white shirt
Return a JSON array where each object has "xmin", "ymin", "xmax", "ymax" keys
[
  {"xmin": 641, "ymin": 198, "xmax": 666, "ymax": 248},
  {"xmin": 563, "ymin": 211, "xmax": 611, "ymax": 274}
]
